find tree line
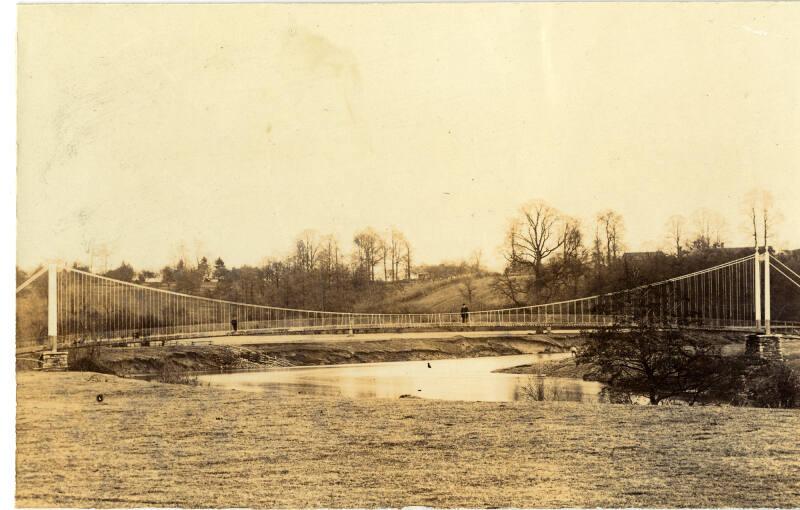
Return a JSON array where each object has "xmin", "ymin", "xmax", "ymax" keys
[
  {"xmin": 493, "ymin": 193, "xmax": 798, "ymax": 321},
  {"xmin": 84, "ymin": 228, "xmax": 416, "ymax": 313},
  {"xmin": 17, "ymin": 190, "xmax": 796, "ymax": 318}
]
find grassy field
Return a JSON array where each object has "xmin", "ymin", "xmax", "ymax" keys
[{"xmin": 16, "ymin": 371, "xmax": 800, "ymax": 508}]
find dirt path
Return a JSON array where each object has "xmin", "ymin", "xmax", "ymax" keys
[
  {"xmin": 16, "ymin": 372, "xmax": 800, "ymax": 508},
  {"xmin": 212, "ymin": 329, "xmax": 581, "ymax": 346}
]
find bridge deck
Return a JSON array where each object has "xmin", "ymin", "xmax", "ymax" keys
[{"xmin": 19, "ymin": 321, "xmax": 800, "ymax": 354}]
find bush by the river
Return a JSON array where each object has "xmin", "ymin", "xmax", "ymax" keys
[{"xmin": 737, "ymin": 361, "xmax": 800, "ymax": 408}]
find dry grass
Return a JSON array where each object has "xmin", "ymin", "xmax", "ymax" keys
[
  {"xmin": 16, "ymin": 371, "xmax": 800, "ymax": 508},
  {"xmin": 359, "ymin": 275, "xmax": 505, "ymax": 313}
]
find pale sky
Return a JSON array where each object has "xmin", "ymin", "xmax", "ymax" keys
[{"xmin": 17, "ymin": 3, "xmax": 800, "ymax": 272}]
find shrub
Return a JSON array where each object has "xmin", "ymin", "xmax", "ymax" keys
[
  {"xmin": 740, "ymin": 361, "xmax": 800, "ymax": 408},
  {"xmin": 68, "ymin": 347, "xmax": 114, "ymax": 374},
  {"xmin": 577, "ymin": 323, "xmax": 744, "ymax": 405},
  {"xmin": 521, "ymin": 376, "xmax": 565, "ymax": 402},
  {"xmin": 155, "ymin": 363, "xmax": 200, "ymax": 386},
  {"xmin": 598, "ymin": 387, "xmax": 634, "ymax": 404}
]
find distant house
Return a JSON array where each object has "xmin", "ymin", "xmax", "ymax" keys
[
  {"xmin": 412, "ymin": 271, "xmax": 430, "ymax": 281},
  {"xmin": 144, "ymin": 275, "xmax": 162, "ymax": 284}
]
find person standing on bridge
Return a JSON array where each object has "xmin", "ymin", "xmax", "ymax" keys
[
  {"xmin": 460, "ymin": 303, "xmax": 469, "ymax": 323},
  {"xmin": 231, "ymin": 317, "xmax": 238, "ymax": 332}
]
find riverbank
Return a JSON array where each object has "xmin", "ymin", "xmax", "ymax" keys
[
  {"xmin": 67, "ymin": 334, "xmax": 572, "ymax": 376},
  {"xmin": 16, "ymin": 371, "xmax": 800, "ymax": 508},
  {"xmin": 497, "ymin": 334, "xmax": 797, "ymax": 381},
  {"xmin": 496, "ymin": 356, "xmax": 606, "ymax": 381}
]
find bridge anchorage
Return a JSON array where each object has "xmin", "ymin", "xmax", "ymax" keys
[{"xmin": 15, "ymin": 247, "xmax": 800, "ymax": 369}]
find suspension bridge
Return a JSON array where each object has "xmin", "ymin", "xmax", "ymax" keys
[{"xmin": 15, "ymin": 248, "xmax": 800, "ymax": 356}]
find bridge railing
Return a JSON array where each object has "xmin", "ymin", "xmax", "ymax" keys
[{"xmin": 44, "ymin": 253, "xmax": 800, "ymax": 348}]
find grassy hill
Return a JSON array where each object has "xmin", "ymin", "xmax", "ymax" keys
[{"xmin": 354, "ymin": 274, "xmax": 510, "ymax": 313}]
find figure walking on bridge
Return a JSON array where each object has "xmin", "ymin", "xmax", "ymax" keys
[
  {"xmin": 460, "ymin": 303, "xmax": 469, "ymax": 324},
  {"xmin": 231, "ymin": 317, "xmax": 238, "ymax": 332}
]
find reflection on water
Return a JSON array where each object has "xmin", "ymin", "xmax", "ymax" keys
[{"xmin": 198, "ymin": 353, "xmax": 605, "ymax": 402}]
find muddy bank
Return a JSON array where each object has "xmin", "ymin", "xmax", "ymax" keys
[
  {"xmin": 241, "ymin": 335, "xmax": 571, "ymax": 365},
  {"xmin": 496, "ymin": 357, "xmax": 607, "ymax": 382},
  {"xmin": 68, "ymin": 335, "xmax": 576, "ymax": 376},
  {"xmin": 69, "ymin": 344, "xmax": 282, "ymax": 376}
]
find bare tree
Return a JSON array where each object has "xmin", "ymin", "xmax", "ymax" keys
[
  {"xmin": 318, "ymin": 235, "xmax": 343, "ymax": 308},
  {"xmin": 459, "ymin": 275, "xmax": 477, "ymax": 305},
  {"xmin": 353, "ymin": 228, "xmax": 382, "ymax": 282},
  {"xmin": 744, "ymin": 189, "xmax": 782, "ymax": 249},
  {"xmin": 492, "ymin": 271, "xmax": 526, "ymax": 306},
  {"xmin": 560, "ymin": 217, "xmax": 583, "ymax": 263},
  {"xmin": 665, "ymin": 215, "xmax": 686, "ymax": 256},
  {"xmin": 547, "ymin": 217, "xmax": 585, "ymax": 294},
  {"xmin": 591, "ymin": 222, "xmax": 604, "ymax": 273},
  {"xmin": 87, "ymin": 242, "xmax": 112, "ymax": 274},
  {"xmin": 295, "ymin": 230, "xmax": 320, "ymax": 272},
  {"xmin": 403, "ymin": 238, "xmax": 413, "ymax": 280},
  {"xmin": 690, "ymin": 208, "xmax": 726, "ymax": 250},
  {"xmin": 470, "ymin": 249, "xmax": 484, "ymax": 275},
  {"xmin": 318, "ymin": 235, "xmax": 339, "ymax": 275},
  {"xmin": 379, "ymin": 237, "xmax": 389, "ymax": 281},
  {"xmin": 596, "ymin": 210, "xmax": 625, "ymax": 264},
  {"xmin": 508, "ymin": 200, "xmax": 566, "ymax": 280},
  {"xmin": 502, "ymin": 221, "xmax": 519, "ymax": 271},
  {"xmin": 388, "ymin": 229, "xmax": 408, "ymax": 281}
]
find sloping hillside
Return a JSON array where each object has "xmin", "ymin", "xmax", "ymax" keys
[{"xmin": 355, "ymin": 275, "xmax": 510, "ymax": 313}]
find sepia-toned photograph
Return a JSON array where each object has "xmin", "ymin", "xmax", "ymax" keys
[{"xmin": 12, "ymin": 1, "xmax": 800, "ymax": 508}]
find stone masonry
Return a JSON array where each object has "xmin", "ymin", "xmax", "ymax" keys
[
  {"xmin": 40, "ymin": 351, "xmax": 69, "ymax": 371},
  {"xmin": 745, "ymin": 334, "xmax": 784, "ymax": 362}
]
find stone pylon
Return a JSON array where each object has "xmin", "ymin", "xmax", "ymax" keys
[{"xmin": 745, "ymin": 334, "xmax": 784, "ymax": 362}]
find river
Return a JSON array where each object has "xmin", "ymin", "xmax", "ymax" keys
[{"xmin": 197, "ymin": 353, "xmax": 605, "ymax": 402}]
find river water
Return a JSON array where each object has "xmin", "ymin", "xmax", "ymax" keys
[{"xmin": 197, "ymin": 353, "xmax": 605, "ymax": 402}]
